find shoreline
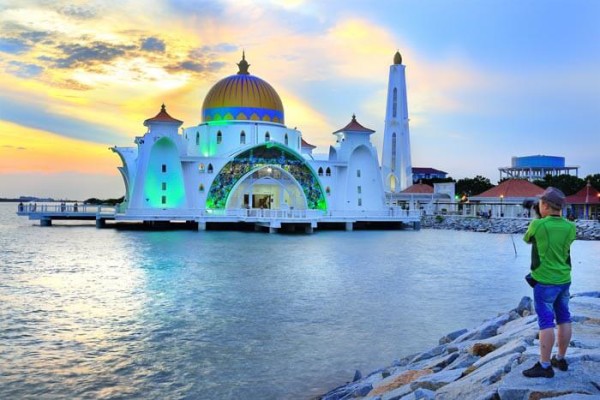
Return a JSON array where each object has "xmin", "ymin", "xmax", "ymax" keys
[
  {"xmin": 420, "ymin": 215, "xmax": 600, "ymax": 241},
  {"xmin": 318, "ymin": 292, "xmax": 600, "ymax": 399}
]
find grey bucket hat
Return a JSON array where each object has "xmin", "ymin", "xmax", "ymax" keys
[{"xmin": 539, "ymin": 186, "xmax": 566, "ymax": 209}]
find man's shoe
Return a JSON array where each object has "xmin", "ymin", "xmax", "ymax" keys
[
  {"xmin": 551, "ymin": 355, "xmax": 568, "ymax": 371},
  {"xmin": 522, "ymin": 362, "xmax": 554, "ymax": 378}
]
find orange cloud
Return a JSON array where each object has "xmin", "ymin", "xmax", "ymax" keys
[{"xmin": 0, "ymin": 121, "xmax": 118, "ymax": 174}]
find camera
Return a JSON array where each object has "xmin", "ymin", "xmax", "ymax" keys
[{"xmin": 523, "ymin": 200, "xmax": 541, "ymax": 218}]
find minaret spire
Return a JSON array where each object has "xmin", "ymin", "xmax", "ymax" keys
[{"xmin": 381, "ymin": 49, "xmax": 412, "ymax": 192}]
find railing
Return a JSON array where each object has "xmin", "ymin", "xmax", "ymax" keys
[
  {"xmin": 17, "ymin": 203, "xmax": 116, "ymax": 215},
  {"xmin": 17, "ymin": 203, "xmax": 421, "ymax": 222},
  {"xmin": 120, "ymin": 207, "xmax": 420, "ymax": 221}
]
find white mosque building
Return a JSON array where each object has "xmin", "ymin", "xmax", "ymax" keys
[{"xmin": 110, "ymin": 51, "xmax": 418, "ymax": 231}]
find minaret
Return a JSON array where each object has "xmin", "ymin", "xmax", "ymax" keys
[{"xmin": 381, "ymin": 50, "xmax": 412, "ymax": 192}]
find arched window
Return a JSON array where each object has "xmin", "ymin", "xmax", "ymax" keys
[
  {"xmin": 216, "ymin": 131, "xmax": 222, "ymax": 144},
  {"xmin": 198, "ymin": 163, "xmax": 205, "ymax": 173},
  {"xmin": 391, "ymin": 132, "xmax": 397, "ymax": 172},
  {"xmin": 199, "ymin": 184, "xmax": 204, "ymax": 192},
  {"xmin": 265, "ymin": 132, "xmax": 270, "ymax": 142},
  {"xmin": 240, "ymin": 131, "xmax": 246, "ymax": 144},
  {"xmin": 393, "ymin": 87, "xmax": 397, "ymax": 118},
  {"xmin": 318, "ymin": 167, "xmax": 324, "ymax": 176},
  {"xmin": 325, "ymin": 167, "xmax": 331, "ymax": 177},
  {"xmin": 207, "ymin": 163, "xmax": 214, "ymax": 174},
  {"xmin": 284, "ymin": 133, "xmax": 288, "ymax": 146},
  {"xmin": 196, "ymin": 132, "xmax": 199, "ymax": 146},
  {"xmin": 326, "ymin": 186, "xmax": 331, "ymax": 195},
  {"xmin": 357, "ymin": 169, "xmax": 361, "ymax": 178}
]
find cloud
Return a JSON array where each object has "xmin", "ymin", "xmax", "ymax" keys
[
  {"xmin": 0, "ymin": 96, "xmax": 127, "ymax": 145},
  {"xmin": 166, "ymin": 60, "xmax": 226, "ymax": 73},
  {"xmin": 140, "ymin": 37, "xmax": 166, "ymax": 52},
  {"xmin": 48, "ymin": 41, "xmax": 138, "ymax": 69},
  {"xmin": 2, "ymin": 145, "xmax": 26, "ymax": 150},
  {"xmin": 196, "ymin": 43, "xmax": 238, "ymax": 54},
  {"xmin": 0, "ymin": 37, "xmax": 30, "ymax": 54},
  {"xmin": 19, "ymin": 30, "xmax": 53, "ymax": 43},
  {"xmin": 57, "ymin": 4, "xmax": 98, "ymax": 20},
  {"xmin": 6, "ymin": 61, "xmax": 44, "ymax": 78}
]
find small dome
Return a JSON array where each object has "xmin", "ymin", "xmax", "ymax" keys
[
  {"xmin": 393, "ymin": 50, "xmax": 402, "ymax": 65},
  {"xmin": 202, "ymin": 52, "xmax": 284, "ymax": 124}
]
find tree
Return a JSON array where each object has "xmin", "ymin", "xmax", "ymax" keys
[
  {"xmin": 584, "ymin": 174, "xmax": 600, "ymax": 191},
  {"xmin": 456, "ymin": 175, "xmax": 494, "ymax": 197},
  {"xmin": 533, "ymin": 174, "xmax": 585, "ymax": 196}
]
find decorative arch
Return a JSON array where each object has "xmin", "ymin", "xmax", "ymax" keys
[
  {"xmin": 144, "ymin": 137, "xmax": 185, "ymax": 208},
  {"xmin": 206, "ymin": 142, "xmax": 327, "ymax": 211}
]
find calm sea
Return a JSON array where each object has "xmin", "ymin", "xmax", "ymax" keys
[{"xmin": 1, "ymin": 203, "xmax": 598, "ymax": 399}]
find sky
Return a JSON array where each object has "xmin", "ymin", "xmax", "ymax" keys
[{"xmin": 0, "ymin": 0, "xmax": 599, "ymax": 200}]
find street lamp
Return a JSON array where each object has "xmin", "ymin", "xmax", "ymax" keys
[{"xmin": 500, "ymin": 194, "xmax": 504, "ymax": 217}]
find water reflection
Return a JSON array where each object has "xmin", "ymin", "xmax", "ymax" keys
[{"xmin": 1, "ymin": 203, "xmax": 599, "ymax": 399}]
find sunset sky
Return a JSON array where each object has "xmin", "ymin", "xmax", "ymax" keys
[{"xmin": 1, "ymin": 0, "xmax": 599, "ymax": 200}]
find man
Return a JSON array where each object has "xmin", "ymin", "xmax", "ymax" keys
[{"xmin": 522, "ymin": 187, "xmax": 576, "ymax": 378}]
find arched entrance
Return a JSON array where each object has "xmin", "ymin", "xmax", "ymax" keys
[
  {"xmin": 205, "ymin": 142, "xmax": 327, "ymax": 211},
  {"xmin": 227, "ymin": 166, "xmax": 307, "ymax": 210}
]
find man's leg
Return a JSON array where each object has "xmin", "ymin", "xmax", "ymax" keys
[
  {"xmin": 539, "ymin": 327, "xmax": 555, "ymax": 363},
  {"xmin": 556, "ymin": 322, "xmax": 572, "ymax": 357}
]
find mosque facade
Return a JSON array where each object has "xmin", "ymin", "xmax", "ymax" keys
[{"xmin": 110, "ymin": 51, "xmax": 416, "ymax": 230}]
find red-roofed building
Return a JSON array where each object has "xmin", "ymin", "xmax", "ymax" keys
[
  {"xmin": 566, "ymin": 182, "xmax": 600, "ymax": 220},
  {"xmin": 469, "ymin": 179, "xmax": 544, "ymax": 217},
  {"xmin": 402, "ymin": 183, "xmax": 434, "ymax": 194}
]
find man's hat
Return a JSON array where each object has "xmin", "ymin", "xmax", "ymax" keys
[{"xmin": 539, "ymin": 186, "xmax": 566, "ymax": 209}]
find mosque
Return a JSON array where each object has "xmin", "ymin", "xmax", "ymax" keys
[{"xmin": 110, "ymin": 51, "xmax": 418, "ymax": 231}]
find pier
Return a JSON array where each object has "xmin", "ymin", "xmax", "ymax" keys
[{"xmin": 16, "ymin": 203, "xmax": 421, "ymax": 232}]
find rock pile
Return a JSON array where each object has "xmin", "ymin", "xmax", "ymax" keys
[
  {"xmin": 421, "ymin": 216, "xmax": 600, "ymax": 240},
  {"xmin": 318, "ymin": 292, "xmax": 600, "ymax": 400}
]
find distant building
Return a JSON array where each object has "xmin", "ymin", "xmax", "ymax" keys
[
  {"xmin": 566, "ymin": 181, "xmax": 600, "ymax": 220},
  {"xmin": 499, "ymin": 155, "xmax": 579, "ymax": 181},
  {"xmin": 469, "ymin": 179, "xmax": 544, "ymax": 218},
  {"xmin": 412, "ymin": 167, "xmax": 448, "ymax": 182}
]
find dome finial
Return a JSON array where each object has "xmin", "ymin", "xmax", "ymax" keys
[
  {"xmin": 237, "ymin": 50, "xmax": 250, "ymax": 75},
  {"xmin": 393, "ymin": 50, "xmax": 402, "ymax": 65}
]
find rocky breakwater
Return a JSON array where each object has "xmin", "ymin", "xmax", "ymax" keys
[
  {"xmin": 421, "ymin": 216, "xmax": 600, "ymax": 241},
  {"xmin": 318, "ymin": 292, "xmax": 600, "ymax": 400}
]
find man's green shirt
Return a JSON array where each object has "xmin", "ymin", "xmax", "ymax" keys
[{"xmin": 523, "ymin": 216, "xmax": 576, "ymax": 285}]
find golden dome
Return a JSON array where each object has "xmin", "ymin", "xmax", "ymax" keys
[{"xmin": 202, "ymin": 53, "xmax": 284, "ymax": 124}]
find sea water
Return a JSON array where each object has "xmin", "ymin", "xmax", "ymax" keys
[{"xmin": 1, "ymin": 203, "xmax": 599, "ymax": 399}]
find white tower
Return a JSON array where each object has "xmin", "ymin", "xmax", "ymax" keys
[{"xmin": 381, "ymin": 50, "xmax": 412, "ymax": 192}]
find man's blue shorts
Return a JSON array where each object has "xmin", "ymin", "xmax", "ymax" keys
[{"xmin": 533, "ymin": 282, "xmax": 572, "ymax": 330}]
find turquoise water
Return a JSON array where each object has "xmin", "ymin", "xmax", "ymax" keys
[{"xmin": 1, "ymin": 203, "xmax": 599, "ymax": 399}]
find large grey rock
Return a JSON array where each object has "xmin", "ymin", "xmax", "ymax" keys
[
  {"xmin": 570, "ymin": 296, "xmax": 600, "ymax": 320},
  {"xmin": 435, "ymin": 352, "xmax": 520, "ymax": 400},
  {"xmin": 398, "ymin": 388, "xmax": 436, "ymax": 399},
  {"xmin": 410, "ymin": 345, "xmax": 447, "ymax": 363},
  {"xmin": 472, "ymin": 338, "xmax": 528, "ymax": 369},
  {"xmin": 498, "ymin": 356, "xmax": 600, "ymax": 399},
  {"xmin": 515, "ymin": 296, "xmax": 534, "ymax": 317},
  {"xmin": 409, "ymin": 368, "xmax": 466, "ymax": 391},
  {"xmin": 439, "ymin": 328, "xmax": 469, "ymax": 345},
  {"xmin": 455, "ymin": 312, "xmax": 514, "ymax": 342}
]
